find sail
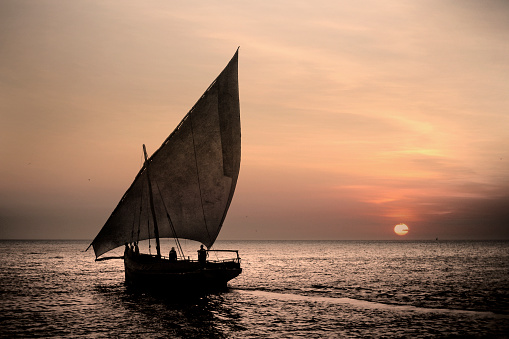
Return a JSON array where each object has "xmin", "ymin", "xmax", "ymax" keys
[{"xmin": 89, "ymin": 50, "xmax": 240, "ymax": 258}]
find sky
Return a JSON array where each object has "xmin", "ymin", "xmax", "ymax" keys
[{"xmin": 1, "ymin": 0, "xmax": 508, "ymax": 241}]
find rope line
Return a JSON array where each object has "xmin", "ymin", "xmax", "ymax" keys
[
  {"xmin": 189, "ymin": 111, "xmax": 214, "ymax": 248},
  {"xmin": 145, "ymin": 172, "xmax": 152, "ymax": 255},
  {"xmin": 137, "ymin": 183, "xmax": 144, "ymax": 243},
  {"xmin": 155, "ymin": 181, "xmax": 185, "ymax": 259}
]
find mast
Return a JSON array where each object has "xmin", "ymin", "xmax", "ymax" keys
[{"xmin": 143, "ymin": 144, "xmax": 162, "ymax": 258}]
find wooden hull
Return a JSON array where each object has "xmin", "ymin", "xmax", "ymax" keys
[{"xmin": 124, "ymin": 253, "xmax": 242, "ymax": 294}]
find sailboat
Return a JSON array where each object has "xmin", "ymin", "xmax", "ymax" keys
[{"xmin": 87, "ymin": 49, "xmax": 242, "ymax": 293}]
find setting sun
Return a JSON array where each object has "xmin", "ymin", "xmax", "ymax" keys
[{"xmin": 394, "ymin": 223, "xmax": 409, "ymax": 236}]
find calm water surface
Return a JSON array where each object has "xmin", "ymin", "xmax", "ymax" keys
[{"xmin": 1, "ymin": 240, "xmax": 508, "ymax": 338}]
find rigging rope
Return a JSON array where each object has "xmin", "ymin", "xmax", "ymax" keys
[
  {"xmin": 189, "ymin": 112, "xmax": 214, "ymax": 248},
  {"xmin": 130, "ymin": 180, "xmax": 144, "ymax": 244},
  {"xmin": 130, "ymin": 209, "xmax": 135, "ymax": 244},
  {"xmin": 145, "ymin": 172, "xmax": 152, "ymax": 255},
  {"xmin": 137, "ymin": 183, "xmax": 144, "ymax": 243},
  {"xmin": 155, "ymin": 181, "xmax": 185, "ymax": 259},
  {"xmin": 136, "ymin": 150, "xmax": 146, "ymax": 244}
]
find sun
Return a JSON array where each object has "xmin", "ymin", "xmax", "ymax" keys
[{"xmin": 394, "ymin": 223, "xmax": 409, "ymax": 236}]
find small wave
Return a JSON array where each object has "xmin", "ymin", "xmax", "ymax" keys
[
  {"xmin": 310, "ymin": 284, "xmax": 327, "ymax": 289},
  {"xmin": 233, "ymin": 289, "xmax": 509, "ymax": 319}
]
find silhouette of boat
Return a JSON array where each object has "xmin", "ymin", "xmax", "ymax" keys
[{"xmin": 88, "ymin": 49, "xmax": 242, "ymax": 293}]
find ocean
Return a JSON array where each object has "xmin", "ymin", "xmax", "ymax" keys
[{"xmin": 1, "ymin": 240, "xmax": 508, "ymax": 338}]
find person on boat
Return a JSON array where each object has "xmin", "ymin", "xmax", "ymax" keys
[
  {"xmin": 169, "ymin": 247, "xmax": 177, "ymax": 262},
  {"xmin": 134, "ymin": 242, "xmax": 140, "ymax": 255},
  {"xmin": 198, "ymin": 245, "xmax": 207, "ymax": 266},
  {"xmin": 124, "ymin": 243, "xmax": 129, "ymax": 258}
]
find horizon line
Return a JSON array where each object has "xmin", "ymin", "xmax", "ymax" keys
[{"xmin": 1, "ymin": 238, "xmax": 508, "ymax": 242}]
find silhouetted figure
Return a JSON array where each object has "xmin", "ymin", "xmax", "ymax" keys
[
  {"xmin": 134, "ymin": 242, "xmax": 140, "ymax": 255},
  {"xmin": 198, "ymin": 245, "xmax": 207, "ymax": 267},
  {"xmin": 169, "ymin": 247, "xmax": 177, "ymax": 262},
  {"xmin": 124, "ymin": 243, "xmax": 129, "ymax": 257}
]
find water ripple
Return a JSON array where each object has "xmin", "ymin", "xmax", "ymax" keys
[{"xmin": 1, "ymin": 240, "xmax": 508, "ymax": 337}]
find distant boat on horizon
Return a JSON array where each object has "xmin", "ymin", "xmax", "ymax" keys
[{"xmin": 87, "ymin": 49, "xmax": 242, "ymax": 294}]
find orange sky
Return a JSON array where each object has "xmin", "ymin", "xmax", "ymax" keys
[{"xmin": 1, "ymin": 0, "xmax": 508, "ymax": 240}]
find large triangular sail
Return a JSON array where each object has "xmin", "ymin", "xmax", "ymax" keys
[{"xmin": 89, "ymin": 50, "xmax": 240, "ymax": 258}]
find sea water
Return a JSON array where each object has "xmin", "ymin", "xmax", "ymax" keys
[{"xmin": 0, "ymin": 240, "xmax": 508, "ymax": 338}]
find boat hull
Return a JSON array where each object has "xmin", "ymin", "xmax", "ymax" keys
[{"xmin": 124, "ymin": 253, "xmax": 242, "ymax": 294}]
